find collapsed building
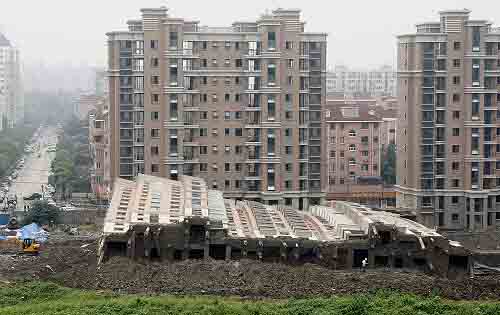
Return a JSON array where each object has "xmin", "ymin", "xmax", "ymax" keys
[{"xmin": 99, "ymin": 174, "xmax": 471, "ymax": 278}]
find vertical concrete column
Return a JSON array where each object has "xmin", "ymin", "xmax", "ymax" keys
[
  {"xmin": 128, "ymin": 231, "xmax": 136, "ymax": 259},
  {"xmin": 368, "ymin": 250, "xmax": 375, "ymax": 268},
  {"xmin": 303, "ymin": 198, "xmax": 310, "ymax": 211},
  {"xmin": 482, "ymin": 198, "xmax": 488, "ymax": 230},
  {"xmin": 346, "ymin": 247, "xmax": 353, "ymax": 270},
  {"xmin": 225, "ymin": 244, "xmax": 232, "ymax": 261},
  {"xmin": 291, "ymin": 198, "xmax": 299, "ymax": 210}
]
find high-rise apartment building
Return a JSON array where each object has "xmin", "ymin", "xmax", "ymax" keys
[
  {"xmin": 107, "ymin": 7, "xmax": 327, "ymax": 209},
  {"xmin": 0, "ymin": 32, "xmax": 23, "ymax": 130},
  {"xmin": 396, "ymin": 10, "xmax": 500, "ymax": 231},
  {"xmin": 327, "ymin": 65, "xmax": 396, "ymax": 98}
]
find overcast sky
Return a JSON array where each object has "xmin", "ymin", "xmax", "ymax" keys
[{"xmin": 1, "ymin": 0, "xmax": 499, "ymax": 69}]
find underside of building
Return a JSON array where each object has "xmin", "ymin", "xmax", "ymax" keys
[{"xmin": 99, "ymin": 174, "xmax": 471, "ymax": 278}]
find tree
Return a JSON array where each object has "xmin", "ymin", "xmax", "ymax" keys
[
  {"xmin": 382, "ymin": 143, "xmax": 396, "ymax": 185},
  {"xmin": 23, "ymin": 201, "xmax": 61, "ymax": 225}
]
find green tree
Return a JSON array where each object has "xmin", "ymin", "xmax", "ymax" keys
[
  {"xmin": 23, "ymin": 201, "xmax": 61, "ymax": 225},
  {"xmin": 382, "ymin": 143, "xmax": 396, "ymax": 185}
]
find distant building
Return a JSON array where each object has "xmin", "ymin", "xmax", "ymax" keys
[
  {"xmin": 324, "ymin": 97, "xmax": 398, "ymax": 208},
  {"xmin": 74, "ymin": 93, "xmax": 101, "ymax": 121},
  {"xmin": 0, "ymin": 32, "xmax": 23, "ymax": 130},
  {"xmin": 327, "ymin": 65, "xmax": 396, "ymax": 98},
  {"xmin": 88, "ymin": 97, "xmax": 111, "ymax": 201}
]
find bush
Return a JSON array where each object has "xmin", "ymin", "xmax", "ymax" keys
[{"xmin": 23, "ymin": 201, "xmax": 61, "ymax": 225}]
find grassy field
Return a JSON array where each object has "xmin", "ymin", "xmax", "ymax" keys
[{"xmin": 0, "ymin": 282, "xmax": 499, "ymax": 315}]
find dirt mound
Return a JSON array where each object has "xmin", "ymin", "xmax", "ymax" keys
[{"xmin": 1, "ymin": 239, "xmax": 499, "ymax": 300}]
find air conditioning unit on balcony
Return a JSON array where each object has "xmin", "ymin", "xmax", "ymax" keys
[
  {"xmin": 212, "ymin": 146, "xmax": 218, "ymax": 152},
  {"xmin": 212, "ymin": 129, "xmax": 218, "ymax": 135},
  {"xmin": 472, "ymin": 150, "xmax": 479, "ymax": 155}
]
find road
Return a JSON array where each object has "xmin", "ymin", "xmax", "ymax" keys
[{"xmin": 10, "ymin": 127, "xmax": 58, "ymax": 210}]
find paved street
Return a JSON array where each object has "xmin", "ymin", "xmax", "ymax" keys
[{"xmin": 10, "ymin": 127, "xmax": 58, "ymax": 210}]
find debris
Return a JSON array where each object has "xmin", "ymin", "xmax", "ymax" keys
[{"xmin": 45, "ymin": 265, "xmax": 54, "ymax": 273}]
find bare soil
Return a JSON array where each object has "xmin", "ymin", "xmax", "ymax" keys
[{"xmin": 0, "ymin": 238, "xmax": 499, "ymax": 300}]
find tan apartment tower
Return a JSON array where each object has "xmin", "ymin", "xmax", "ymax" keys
[
  {"xmin": 106, "ymin": 7, "xmax": 327, "ymax": 209},
  {"xmin": 396, "ymin": 10, "xmax": 500, "ymax": 232}
]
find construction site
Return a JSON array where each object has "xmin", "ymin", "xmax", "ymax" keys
[{"xmin": 1, "ymin": 174, "xmax": 500, "ymax": 300}]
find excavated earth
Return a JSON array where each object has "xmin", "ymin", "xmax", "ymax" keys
[{"xmin": 0, "ymin": 238, "xmax": 499, "ymax": 300}]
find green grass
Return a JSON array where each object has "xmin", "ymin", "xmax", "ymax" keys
[{"xmin": 0, "ymin": 282, "xmax": 499, "ymax": 315}]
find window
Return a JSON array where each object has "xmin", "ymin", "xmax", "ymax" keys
[
  {"xmin": 268, "ymin": 31, "xmax": 276, "ymax": 49},
  {"xmin": 452, "ymin": 196, "xmax": 459, "ymax": 204},
  {"xmin": 200, "ymin": 146, "xmax": 208, "ymax": 155},
  {"xmin": 453, "ymin": 128, "xmax": 460, "ymax": 136},
  {"xmin": 151, "ymin": 164, "xmax": 159, "ymax": 173},
  {"xmin": 348, "ymin": 144, "xmax": 356, "ymax": 152},
  {"xmin": 235, "ymin": 59, "xmax": 243, "ymax": 68},
  {"xmin": 224, "ymin": 111, "xmax": 231, "ymax": 120},
  {"xmin": 267, "ymin": 63, "xmax": 276, "ymax": 83},
  {"xmin": 151, "ymin": 57, "xmax": 159, "ymax": 68},
  {"xmin": 225, "ymin": 94, "xmax": 230, "ymax": 102},
  {"xmin": 151, "ymin": 129, "xmax": 160, "ymax": 138},
  {"xmin": 151, "ymin": 111, "xmax": 159, "ymax": 121},
  {"xmin": 452, "ymin": 214, "xmax": 459, "ymax": 222},
  {"xmin": 225, "ymin": 163, "xmax": 231, "ymax": 172},
  {"xmin": 453, "ymin": 76, "xmax": 461, "ymax": 85},
  {"xmin": 200, "ymin": 163, "xmax": 208, "ymax": 172},
  {"xmin": 285, "ymin": 128, "xmax": 292, "ymax": 137},
  {"xmin": 452, "ymin": 179, "xmax": 460, "ymax": 188},
  {"xmin": 348, "ymin": 130, "xmax": 356, "ymax": 137},
  {"xmin": 225, "ymin": 180, "xmax": 230, "ymax": 190},
  {"xmin": 199, "ymin": 128, "xmax": 207, "ymax": 137},
  {"xmin": 235, "ymin": 77, "xmax": 240, "ymax": 85},
  {"xmin": 453, "ymin": 59, "xmax": 461, "ymax": 68},
  {"xmin": 201, "ymin": 59, "xmax": 207, "ymax": 67},
  {"xmin": 452, "ymin": 145, "xmax": 460, "ymax": 153},
  {"xmin": 151, "ymin": 146, "xmax": 159, "ymax": 155},
  {"xmin": 151, "ymin": 94, "xmax": 159, "ymax": 104},
  {"xmin": 452, "ymin": 94, "xmax": 460, "ymax": 103},
  {"xmin": 361, "ymin": 122, "xmax": 369, "ymax": 129},
  {"xmin": 285, "ymin": 111, "xmax": 293, "ymax": 120},
  {"xmin": 151, "ymin": 75, "xmax": 159, "ymax": 85},
  {"xmin": 235, "ymin": 164, "xmax": 242, "ymax": 172},
  {"xmin": 224, "ymin": 128, "xmax": 230, "ymax": 136},
  {"xmin": 285, "ymin": 41, "xmax": 293, "ymax": 50},
  {"xmin": 452, "ymin": 111, "xmax": 460, "ymax": 119},
  {"xmin": 235, "ymin": 128, "xmax": 242, "ymax": 136},
  {"xmin": 287, "ymin": 59, "xmax": 294, "ymax": 69},
  {"xmin": 150, "ymin": 40, "xmax": 158, "ymax": 49},
  {"xmin": 235, "ymin": 111, "xmax": 242, "ymax": 119},
  {"xmin": 169, "ymin": 32, "xmax": 178, "ymax": 48},
  {"xmin": 452, "ymin": 162, "xmax": 460, "ymax": 170},
  {"xmin": 285, "ymin": 146, "xmax": 292, "ymax": 155},
  {"xmin": 453, "ymin": 41, "xmax": 461, "ymax": 50},
  {"xmin": 235, "ymin": 145, "xmax": 243, "ymax": 154},
  {"xmin": 288, "ymin": 76, "xmax": 293, "ymax": 86}
]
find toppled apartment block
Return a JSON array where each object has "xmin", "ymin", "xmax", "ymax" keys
[{"xmin": 99, "ymin": 174, "xmax": 470, "ymax": 278}]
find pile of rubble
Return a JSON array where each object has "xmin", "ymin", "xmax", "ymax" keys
[{"xmin": 0, "ymin": 238, "xmax": 499, "ymax": 300}]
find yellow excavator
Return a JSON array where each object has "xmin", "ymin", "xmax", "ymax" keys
[{"xmin": 0, "ymin": 218, "xmax": 41, "ymax": 255}]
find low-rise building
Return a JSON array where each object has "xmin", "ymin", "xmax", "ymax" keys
[{"xmin": 324, "ymin": 98, "xmax": 398, "ymax": 208}]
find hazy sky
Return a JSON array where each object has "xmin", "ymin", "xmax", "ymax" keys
[{"xmin": 1, "ymin": 0, "xmax": 499, "ymax": 69}]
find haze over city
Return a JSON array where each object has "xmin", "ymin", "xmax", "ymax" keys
[{"xmin": 0, "ymin": 0, "xmax": 498, "ymax": 68}]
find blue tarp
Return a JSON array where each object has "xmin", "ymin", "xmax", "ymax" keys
[{"xmin": 19, "ymin": 223, "xmax": 49, "ymax": 243}]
